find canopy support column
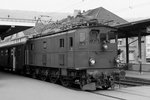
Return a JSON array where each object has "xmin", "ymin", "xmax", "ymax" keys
[
  {"xmin": 126, "ymin": 36, "xmax": 129, "ymax": 69},
  {"xmin": 138, "ymin": 33, "xmax": 142, "ymax": 73}
]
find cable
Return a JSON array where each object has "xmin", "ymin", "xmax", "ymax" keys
[{"xmin": 115, "ymin": 1, "xmax": 150, "ymax": 13}]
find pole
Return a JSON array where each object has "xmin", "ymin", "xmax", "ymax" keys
[
  {"xmin": 126, "ymin": 36, "xmax": 129, "ymax": 69},
  {"xmin": 138, "ymin": 33, "xmax": 142, "ymax": 73}
]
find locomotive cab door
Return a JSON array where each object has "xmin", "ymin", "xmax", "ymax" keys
[{"xmin": 67, "ymin": 31, "xmax": 75, "ymax": 68}]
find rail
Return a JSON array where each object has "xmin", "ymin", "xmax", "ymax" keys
[{"xmin": 115, "ymin": 76, "xmax": 150, "ymax": 86}]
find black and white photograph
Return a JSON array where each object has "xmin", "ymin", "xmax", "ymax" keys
[{"xmin": 0, "ymin": 0, "xmax": 150, "ymax": 100}]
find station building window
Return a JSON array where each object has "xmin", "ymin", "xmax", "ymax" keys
[
  {"xmin": 147, "ymin": 49, "xmax": 150, "ymax": 52},
  {"xmin": 129, "ymin": 50, "xmax": 135, "ymax": 61}
]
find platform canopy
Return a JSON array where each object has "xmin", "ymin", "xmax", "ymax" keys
[
  {"xmin": 0, "ymin": 25, "xmax": 32, "ymax": 39},
  {"xmin": 115, "ymin": 18, "xmax": 150, "ymax": 38},
  {"xmin": 0, "ymin": 18, "xmax": 35, "ymax": 40}
]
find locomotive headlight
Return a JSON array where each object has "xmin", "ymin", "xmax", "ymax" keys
[
  {"xmin": 115, "ymin": 59, "xmax": 120, "ymax": 63},
  {"xmin": 114, "ymin": 57, "xmax": 120, "ymax": 67},
  {"xmin": 89, "ymin": 58, "xmax": 96, "ymax": 66},
  {"xmin": 103, "ymin": 44, "xmax": 108, "ymax": 50},
  {"xmin": 102, "ymin": 41, "xmax": 108, "ymax": 50}
]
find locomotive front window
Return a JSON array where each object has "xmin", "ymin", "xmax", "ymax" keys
[
  {"xmin": 89, "ymin": 30, "xmax": 99, "ymax": 43},
  {"xmin": 108, "ymin": 32, "xmax": 116, "ymax": 43},
  {"xmin": 100, "ymin": 33, "xmax": 108, "ymax": 42},
  {"xmin": 100, "ymin": 32, "xmax": 116, "ymax": 43}
]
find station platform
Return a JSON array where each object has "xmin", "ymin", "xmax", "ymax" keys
[{"xmin": 125, "ymin": 70, "xmax": 150, "ymax": 80}]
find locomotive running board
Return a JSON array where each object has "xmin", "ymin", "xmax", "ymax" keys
[{"xmin": 82, "ymin": 83, "xmax": 96, "ymax": 91}]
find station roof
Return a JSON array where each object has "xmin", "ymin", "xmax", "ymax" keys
[
  {"xmin": 0, "ymin": 18, "xmax": 35, "ymax": 40},
  {"xmin": 115, "ymin": 18, "xmax": 150, "ymax": 38},
  {"xmin": 0, "ymin": 25, "xmax": 32, "ymax": 39},
  {"xmin": 83, "ymin": 7, "xmax": 128, "ymax": 26}
]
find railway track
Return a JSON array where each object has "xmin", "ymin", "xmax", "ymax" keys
[
  {"xmin": 90, "ymin": 92, "xmax": 126, "ymax": 100},
  {"xmin": 115, "ymin": 77, "xmax": 150, "ymax": 86}
]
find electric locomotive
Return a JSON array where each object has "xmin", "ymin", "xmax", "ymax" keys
[{"xmin": 0, "ymin": 19, "xmax": 123, "ymax": 90}]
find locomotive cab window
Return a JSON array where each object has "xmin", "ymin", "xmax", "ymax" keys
[
  {"xmin": 79, "ymin": 33, "xmax": 86, "ymax": 45},
  {"xmin": 69, "ymin": 37, "xmax": 73, "ymax": 47},
  {"xmin": 43, "ymin": 41, "xmax": 47, "ymax": 49},
  {"xmin": 100, "ymin": 32, "xmax": 117, "ymax": 43},
  {"xmin": 100, "ymin": 33, "xmax": 108, "ymax": 42},
  {"xmin": 108, "ymin": 32, "xmax": 116, "ymax": 43},
  {"xmin": 60, "ymin": 38, "xmax": 64, "ymax": 48},
  {"xmin": 30, "ymin": 43, "xmax": 34, "ymax": 50},
  {"xmin": 89, "ymin": 30, "xmax": 99, "ymax": 43}
]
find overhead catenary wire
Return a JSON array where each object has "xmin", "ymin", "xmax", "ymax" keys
[
  {"xmin": 55, "ymin": 0, "xmax": 85, "ymax": 13},
  {"xmin": 115, "ymin": 0, "xmax": 150, "ymax": 13}
]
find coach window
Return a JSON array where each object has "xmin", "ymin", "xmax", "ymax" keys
[
  {"xmin": 1, "ymin": 50, "xmax": 3, "ymax": 56},
  {"xmin": 11, "ymin": 49, "xmax": 13, "ymax": 55},
  {"xmin": 6, "ymin": 50, "xmax": 8, "ymax": 56},
  {"xmin": 60, "ymin": 38, "xmax": 64, "ymax": 48}
]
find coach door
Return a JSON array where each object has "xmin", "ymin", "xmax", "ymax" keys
[
  {"xmin": 11, "ymin": 47, "xmax": 16, "ymax": 71},
  {"xmin": 25, "ymin": 46, "xmax": 29, "ymax": 65},
  {"xmin": 67, "ymin": 31, "xmax": 75, "ymax": 68}
]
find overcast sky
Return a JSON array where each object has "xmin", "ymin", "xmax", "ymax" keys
[{"xmin": 1, "ymin": 0, "xmax": 150, "ymax": 19}]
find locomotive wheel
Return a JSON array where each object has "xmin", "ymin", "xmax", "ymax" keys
[
  {"xmin": 48, "ymin": 70, "xmax": 59, "ymax": 83},
  {"xmin": 102, "ymin": 85, "xmax": 109, "ymax": 90},
  {"xmin": 60, "ymin": 77, "xmax": 70, "ymax": 87},
  {"xmin": 79, "ymin": 79, "xmax": 86, "ymax": 90},
  {"xmin": 102, "ymin": 79, "xmax": 110, "ymax": 90},
  {"xmin": 25, "ymin": 66, "xmax": 31, "ymax": 76},
  {"xmin": 32, "ymin": 68, "xmax": 39, "ymax": 79},
  {"xmin": 40, "ymin": 69, "xmax": 48, "ymax": 81},
  {"xmin": 32, "ymin": 71, "xmax": 37, "ymax": 79}
]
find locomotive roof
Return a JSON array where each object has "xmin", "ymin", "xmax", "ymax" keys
[{"xmin": 30, "ymin": 24, "xmax": 116, "ymax": 40}]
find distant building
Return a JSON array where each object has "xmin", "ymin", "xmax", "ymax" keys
[
  {"xmin": 82, "ymin": 7, "xmax": 127, "ymax": 26},
  {"xmin": 73, "ymin": 10, "xmax": 81, "ymax": 17},
  {"xmin": 118, "ymin": 37, "xmax": 147, "ymax": 64}
]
